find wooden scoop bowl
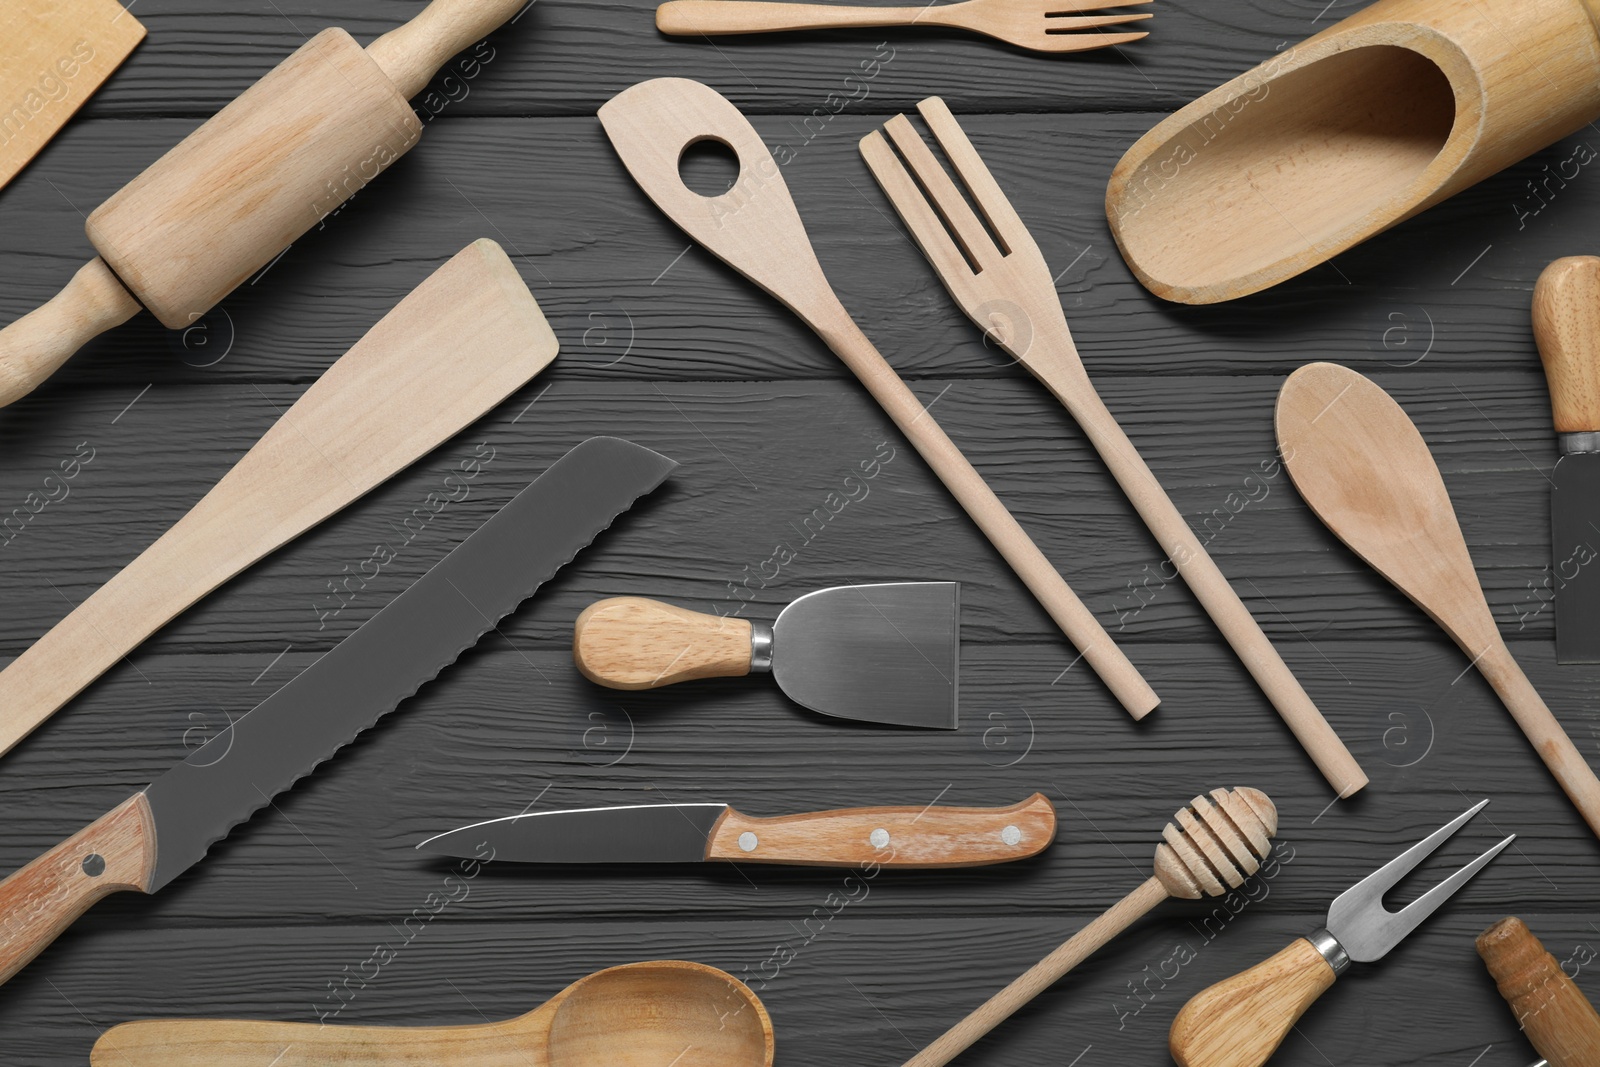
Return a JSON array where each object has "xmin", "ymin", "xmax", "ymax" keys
[
  {"xmin": 1106, "ymin": 0, "xmax": 1600, "ymax": 304},
  {"xmin": 90, "ymin": 960, "xmax": 775, "ymax": 1067},
  {"xmin": 1276, "ymin": 363, "xmax": 1600, "ymax": 840}
]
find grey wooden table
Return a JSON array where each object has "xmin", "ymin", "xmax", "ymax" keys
[{"xmin": 1, "ymin": 1, "xmax": 1596, "ymax": 1063}]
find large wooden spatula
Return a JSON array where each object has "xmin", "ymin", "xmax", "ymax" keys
[
  {"xmin": 0, "ymin": 0, "xmax": 529, "ymax": 407},
  {"xmin": 0, "ymin": 238, "xmax": 557, "ymax": 760},
  {"xmin": 1276, "ymin": 362, "xmax": 1600, "ymax": 840}
]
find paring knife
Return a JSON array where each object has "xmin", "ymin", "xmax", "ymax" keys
[
  {"xmin": 572, "ymin": 582, "xmax": 959, "ymax": 728},
  {"xmin": 1534, "ymin": 257, "xmax": 1600, "ymax": 663},
  {"xmin": 0, "ymin": 437, "xmax": 675, "ymax": 988},
  {"xmin": 417, "ymin": 794, "xmax": 1055, "ymax": 867}
]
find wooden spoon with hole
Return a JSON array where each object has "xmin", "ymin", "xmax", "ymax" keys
[
  {"xmin": 90, "ymin": 960, "xmax": 774, "ymax": 1067},
  {"xmin": 1276, "ymin": 362, "xmax": 1600, "ymax": 840}
]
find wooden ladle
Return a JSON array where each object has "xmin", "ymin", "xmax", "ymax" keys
[
  {"xmin": 1105, "ymin": 0, "xmax": 1600, "ymax": 304},
  {"xmin": 1276, "ymin": 363, "xmax": 1600, "ymax": 840},
  {"xmin": 90, "ymin": 960, "xmax": 774, "ymax": 1067}
]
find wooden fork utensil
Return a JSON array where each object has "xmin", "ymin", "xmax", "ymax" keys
[
  {"xmin": 599, "ymin": 77, "xmax": 1157, "ymax": 718},
  {"xmin": 860, "ymin": 98, "xmax": 1366, "ymax": 798},
  {"xmin": 656, "ymin": 0, "xmax": 1150, "ymax": 54}
]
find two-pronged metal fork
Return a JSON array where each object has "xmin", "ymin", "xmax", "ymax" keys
[
  {"xmin": 1170, "ymin": 800, "xmax": 1515, "ymax": 1067},
  {"xmin": 859, "ymin": 98, "xmax": 1367, "ymax": 799},
  {"xmin": 656, "ymin": 0, "xmax": 1151, "ymax": 54}
]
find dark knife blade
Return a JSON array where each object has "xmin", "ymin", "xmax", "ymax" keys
[
  {"xmin": 419, "ymin": 803, "xmax": 730, "ymax": 864},
  {"xmin": 1552, "ymin": 445, "xmax": 1600, "ymax": 663},
  {"xmin": 0, "ymin": 437, "xmax": 674, "ymax": 985}
]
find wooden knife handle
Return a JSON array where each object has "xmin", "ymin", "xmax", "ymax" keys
[
  {"xmin": 366, "ymin": 0, "xmax": 531, "ymax": 99},
  {"xmin": 657, "ymin": 1, "xmax": 930, "ymax": 35},
  {"xmin": 0, "ymin": 258, "xmax": 139, "ymax": 408},
  {"xmin": 1533, "ymin": 256, "xmax": 1600, "ymax": 434},
  {"xmin": 573, "ymin": 597, "xmax": 755, "ymax": 689},
  {"xmin": 1478, "ymin": 916, "xmax": 1600, "ymax": 1067},
  {"xmin": 705, "ymin": 793, "xmax": 1055, "ymax": 867},
  {"xmin": 0, "ymin": 794, "xmax": 155, "ymax": 988},
  {"xmin": 1169, "ymin": 938, "xmax": 1338, "ymax": 1067}
]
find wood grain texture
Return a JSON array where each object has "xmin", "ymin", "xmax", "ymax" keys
[
  {"xmin": 0, "ymin": 257, "xmax": 139, "ymax": 407},
  {"xmin": 1477, "ymin": 917, "xmax": 1600, "ymax": 1067},
  {"xmin": 573, "ymin": 596, "xmax": 756, "ymax": 688},
  {"xmin": 1533, "ymin": 257, "xmax": 1600, "ymax": 434},
  {"xmin": 706, "ymin": 794, "xmax": 1056, "ymax": 866},
  {"xmin": 1169, "ymin": 936, "xmax": 1338, "ymax": 1067},
  {"xmin": 0, "ymin": 240, "xmax": 557, "ymax": 758}
]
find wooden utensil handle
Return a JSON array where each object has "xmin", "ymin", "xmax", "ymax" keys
[
  {"xmin": 0, "ymin": 258, "xmax": 139, "ymax": 408},
  {"xmin": 573, "ymin": 596, "xmax": 756, "ymax": 689},
  {"xmin": 366, "ymin": 0, "xmax": 530, "ymax": 98},
  {"xmin": 1169, "ymin": 937, "xmax": 1338, "ymax": 1067},
  {"xmin": 707, "ymin": 794, "xmax": 1056, "ymax": 867},
  {"xmin": 905, "ymin": 876, "xmax": 1168, "ymax": 1067},
  {"xmin": 0, "ymin": 794, "xmax": 154, "ymax": 988},
  {"xmin": 1060, "ymin": 375, "xmax": 1366, "ymax": 796},
  {"xmin": 815, "ymin": 311, "xmax": 1159, "ymax": 719},
  {"xmin": 1533, "ymin": 256, "xmax": 1600, "ymax": 434},
  {"xmin": 1477, "ymin": 917, "xmax": 1600, "ymax": 1067},
  {"xmin": 657, "ymin": 0, "xmax": 935, "ymax": 34},
  {"xmin": 91, "ymin": 1016, "xmax": 520, "ymax": 1067},
  {"xmin": 1477, "ymin": 642, "xmax": 1600, "ymax": 840}
]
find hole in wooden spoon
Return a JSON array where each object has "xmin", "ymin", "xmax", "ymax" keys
[{"xmin": 679, "ymin": 137, "xmax": 743, "ymax": 198}]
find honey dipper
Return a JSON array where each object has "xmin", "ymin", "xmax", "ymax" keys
[{"xmin": 905, "ymin": 787, "xmax": 1278, "ymax": 1067}]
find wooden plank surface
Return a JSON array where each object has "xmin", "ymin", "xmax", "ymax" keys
[{"xmin": 0, "ymin": 0, "xmax": 1596, "ymax": 1065}]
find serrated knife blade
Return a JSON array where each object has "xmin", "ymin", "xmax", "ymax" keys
[{"xmin": 0, "ymin": 437, "xmax": 675, "ymax": 986}]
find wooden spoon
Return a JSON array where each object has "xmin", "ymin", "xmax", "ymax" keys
[
  {"xmin": 90, "ymin": 960, "xmax": 774, "ymax": 1066},
  {"xmin": 1104, "ymin": 0, "xmax": 1600, "ymax": 304},
  {"xmin": 1276, "ymin": 363, "xmax": 1600, "ymax": 840}
]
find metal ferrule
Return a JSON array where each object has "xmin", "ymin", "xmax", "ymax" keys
[
  {"xmin": 749, "ymin": 622, "xmax": 774, "ymax": 673},
  {"xmin": 1560, "ymin": 430, "xmax": 1600, "ymax": 455},
  {"xmin": 1307, "ymin": 927, "xmax": 1351, "ymax": 976}
]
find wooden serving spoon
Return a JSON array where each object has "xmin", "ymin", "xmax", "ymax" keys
[
  {"xmin": 904, "ymin": 787, "xmax": 1278, "ymax": 1067},
  {"xmin": 1105, "ymin": 0, "xmax": 1600, "ymax": 304},
  {"xmin": 1276, "ymin": 363, "xmax": 1600, "ymax": 840},
  {"xmin": 90, "ymin": 960, "xmax": 774, "ymax": 1067}
]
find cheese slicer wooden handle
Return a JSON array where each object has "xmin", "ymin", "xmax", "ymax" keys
[
  {"xmin": 0, "ymin": 0, "xmax": 529, "ymax": 409},
  {"xmin": 573, "ymin": 596, "xmax": 757, "ymax": 688},
  {"xmin": 1168, "ymin": 938, "xmax": 1338, "ymax": 1067}
]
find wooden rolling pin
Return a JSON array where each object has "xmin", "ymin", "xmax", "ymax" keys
[
  {"xmin": 0, "ymin": 0, "xmax": 528, "ymax": 407},
  {"xmin": 1478, "ymin": 917, "xmax": 1600, "ymax": 1067}
]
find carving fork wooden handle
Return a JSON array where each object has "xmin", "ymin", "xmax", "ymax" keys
[{"xmin": 1169, "ymin": 938, "xmax": 1339, "ymax": 1067}]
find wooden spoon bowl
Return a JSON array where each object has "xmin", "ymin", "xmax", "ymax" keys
[{"xmin": 90, "ymin": 960, "xmax": 775, "ymax": 1067}]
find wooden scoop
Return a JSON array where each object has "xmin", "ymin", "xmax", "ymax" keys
[
  {"xmin": 1105, "ymin": 0, "xmax": 1600, "ymax": 304},
  {"xmin": 89, "ymin": 960, "xmax": 775, "ymax": 1067},
  {"xmin": 0, "ymin": 0, "xmax": 531, "ymax": 407},
  {"xmin": 0, "ymin": 239, "xmax": 557, "ymax": 760},
  {"xmin": 1276, "ymin": 363, "xmax": 1600, "ymax": 840},
  {"xmin": 904, "ymin": 787, "xmax": 1278, "ymax": 1067}
]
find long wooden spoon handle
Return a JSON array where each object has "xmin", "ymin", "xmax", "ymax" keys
[
  {"xmin": 0, "ymin": 794, "xmax": 155, "ymax": 987},
  {"xmin": 1168, "ymin": 937, "xmax": 1339, "ymax": 1067},
  {"xmin": 1477, "ymin": 641, "xmax": 1600, "ymax": 839},
  {"xmin": 1067, "ymin": 387, "xmax": 1366, "ymax": 795},
  {"xmin": 904, "ymin": 876, "xmax": 1168, "ymax": 1067},
  {"xmin": 366, "ymin": 0, "xmax": 530, "ymax": 98},
  {"xmin": 657, "ymin": 1, "xmax": 933, "ymax": 34},
  {"xmin": 0, "ymin": 258, "xmax": 140, "ymax": 408},
  {"xmin": 818, "ymin": 313, "xmax": 1158, "ymax": 717},
  {"xmin": 92, "ymin": 1017, "xmax": 522, "ymax": 1067}
]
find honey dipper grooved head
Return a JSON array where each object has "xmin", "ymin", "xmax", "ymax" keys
[{"xmin": 1153, "ymin": 788, "xmax": 1278, "ymax": 899}]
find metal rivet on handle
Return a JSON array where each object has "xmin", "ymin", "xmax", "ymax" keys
[
  {"xmin": 82, "ymin": 853, "xmax": 105, "ymax": 877},
  {"xmin": 738, "ymin": 831, "xmax": 758, "ymax": 853},
  {"xmin": 1001, "ymin": 825, "xmax": 1022, "ymax": 846},
  {"xmin": 870, "ymin": 828, "xmax": 890, "ymax": 849}
]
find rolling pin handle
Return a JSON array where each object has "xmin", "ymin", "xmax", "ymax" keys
[
  {"xmin": 0, "ymin": 258, "xmax": 141, "ymax": 408},
  {"xmin": 365, "ymin": 0, "xmax": 531, "ymax": 100}
]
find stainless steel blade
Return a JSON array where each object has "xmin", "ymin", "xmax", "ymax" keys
[
  {"xmin": 141, "ymin": 437, "xmax": 676, "ymax": 890},
  {"xmin": 1551, "ymin": 450, "xmax": 1600, "ymax": 662},
  {"xmin": 770, "ymin": 581, "xmax": 958, "ymax": 729},
  {"xmin": 416, "ymin": 803, "xmax": 729, "ymax": 863}
]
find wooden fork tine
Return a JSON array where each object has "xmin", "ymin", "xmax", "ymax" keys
[
  {"xmin": 882, "ymin": 114, "xmax": 1004, "ymax": 274},
  {"xmin": 1047, "ymin": 12, "xmax": 1153, "ymax": 27},
  {"xmin": 914, "ymin": 97, "xmax": 1038, "ymax": 260},
  {"xmin": 1041, "ymin": 0, "xmax": 1152, "ymax": 11},
  {"xmin": 860, "ymin": 130, "xmax": 975, "ymax": 285}
]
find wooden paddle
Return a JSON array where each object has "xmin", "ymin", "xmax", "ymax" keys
[
  {"xmin": 1276, "ymin": 363, "xmax": 1600, "ymax": 840},
  {"xmin": 0, "ymin": 238, "xmax": 557, "ymax": 759}
]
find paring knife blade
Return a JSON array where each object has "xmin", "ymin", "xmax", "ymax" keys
[
  {"xmin": 1534, "ymin": 257, "xmax": 1600, "ymax": 662},
  {"xmin": 0, "ymin": 437, "xmax": 675, "ymax": 986},
  {"xmin": 416, "ymin": 794, "xmax": 1056, "ymax": 868}
]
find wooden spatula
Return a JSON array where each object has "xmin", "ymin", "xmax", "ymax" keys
[
  {"xmin": 0, "ymin": 0, "xmax": 144, "ymax": 192},
  {"xmin": 1276, "ymin": 362, "xmax": 1600, "ymax": 840},
  {"xmin": 0, "ymin": 238, "xmax": 557, "ymax": 760}
]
